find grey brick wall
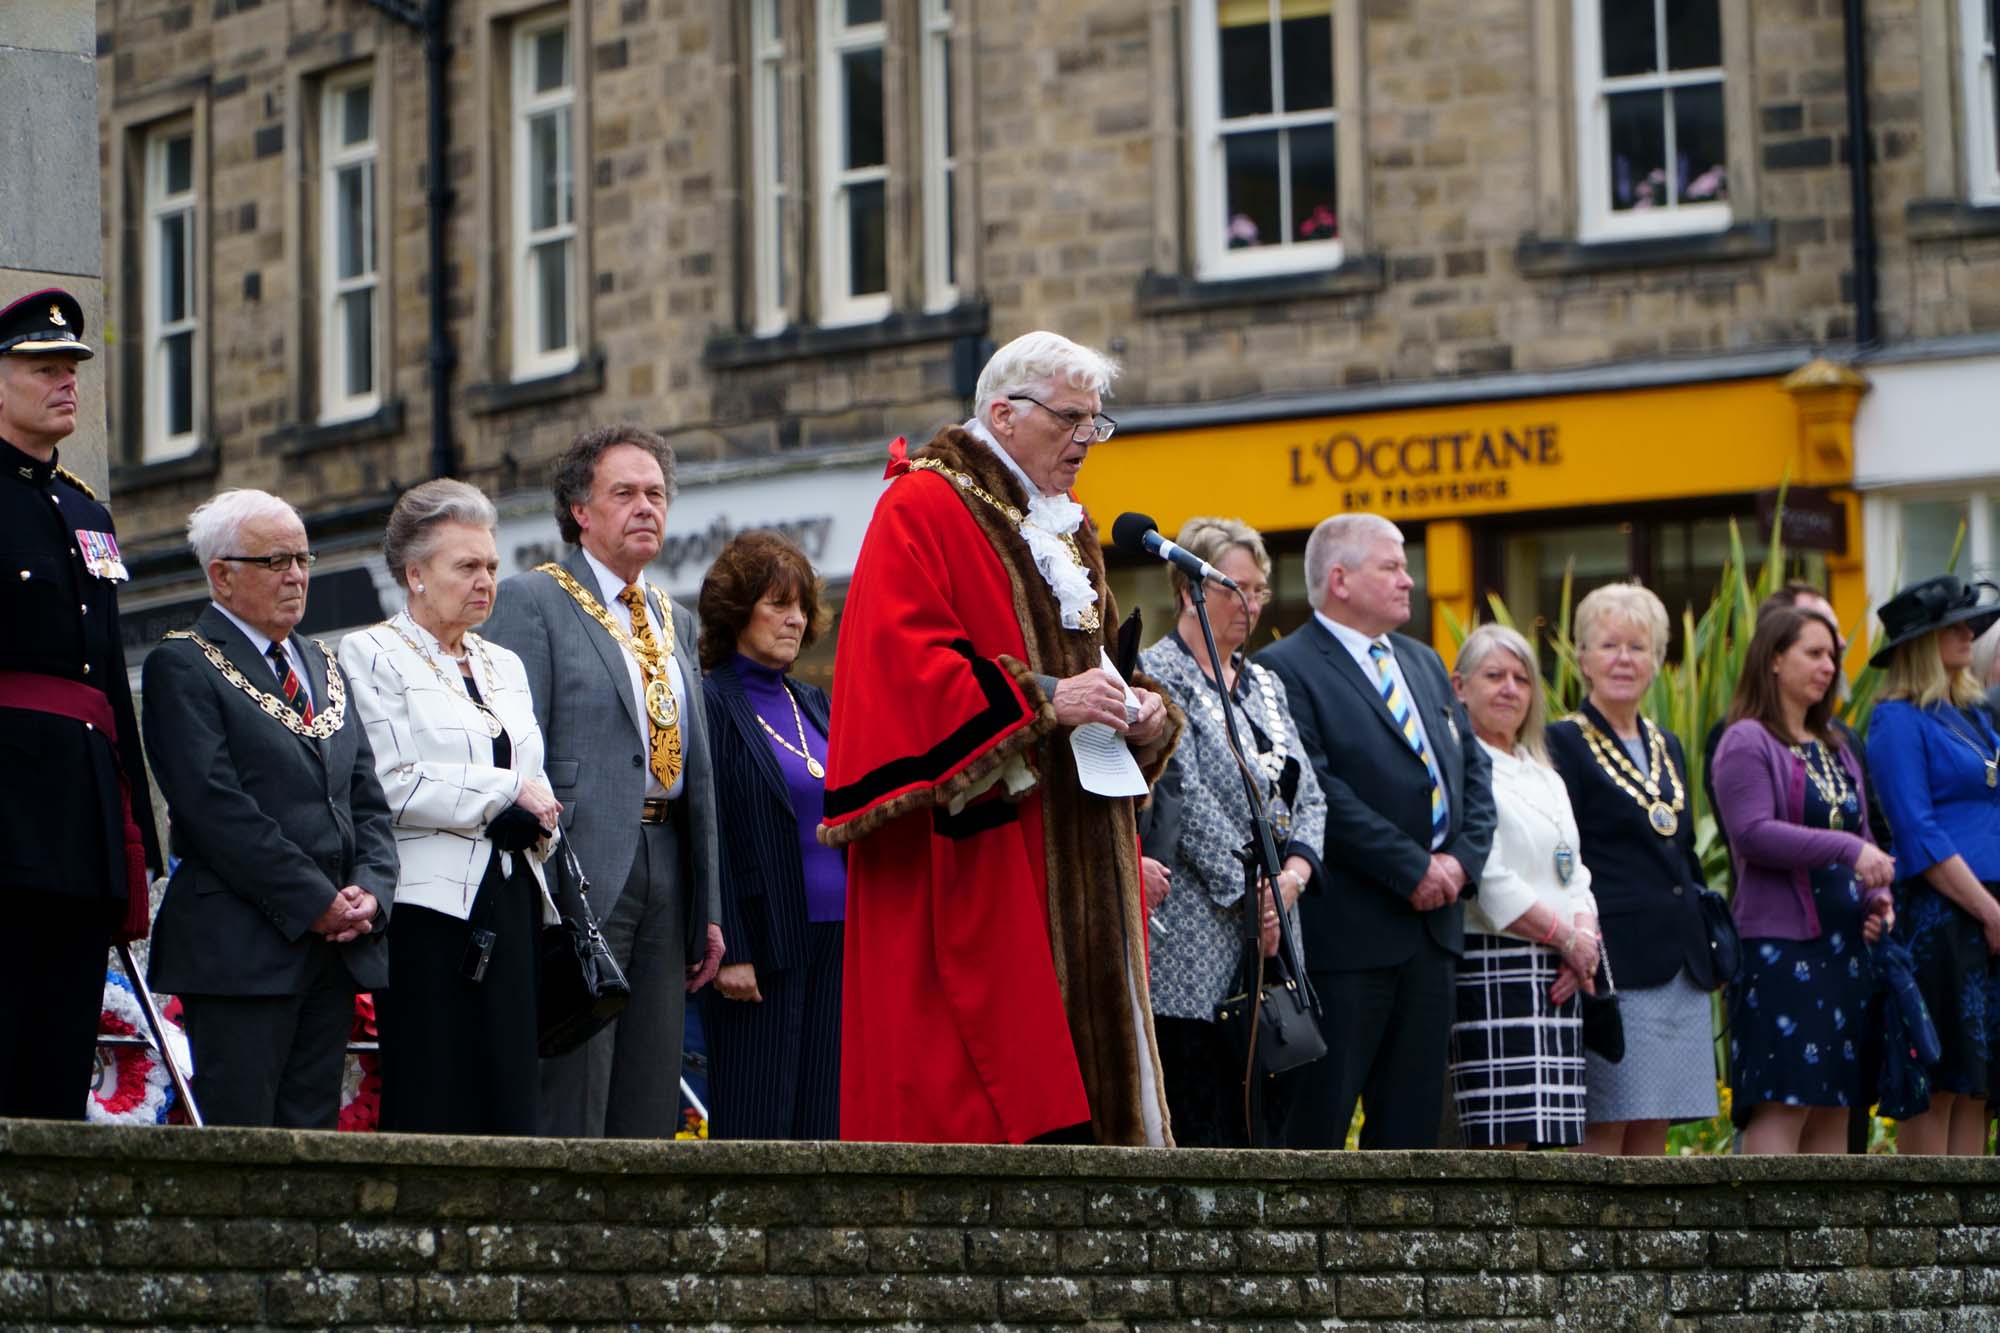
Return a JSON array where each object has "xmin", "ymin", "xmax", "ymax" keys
[{"xmin": 5, "ymin": 1121, "xmax": 2000, "ymax": 1328}]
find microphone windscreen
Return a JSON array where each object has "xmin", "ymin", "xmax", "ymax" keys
[{"xmin": 1110, "ymin": 511, "xmax": 1159, "ymax": 556}]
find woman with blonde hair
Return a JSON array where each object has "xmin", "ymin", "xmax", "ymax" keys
[
  {"xmin": 1546, "ymin": 581, "xmax": 1720, "ymax": 1155},
  {"xmin": 1866, "ymin": 576, "xmax": 2000, "ymax": 1155},
  {"xmin": 1447, "ymin": 623, "xmax": 1601, "ymax": 1148}
]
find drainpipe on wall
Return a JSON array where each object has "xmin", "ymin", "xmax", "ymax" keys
[{"xmin": 1841, "ymin": 0, "xmax": 1879, "ymax": 349}]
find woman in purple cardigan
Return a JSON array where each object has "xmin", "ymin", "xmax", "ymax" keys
[{"xmin": 1714, "ymin": 606, "xmax": 1897, "ymax": 1154}]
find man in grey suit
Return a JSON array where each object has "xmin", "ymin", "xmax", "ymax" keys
[
  {"xmin": 143, "ymin": 489, "xmax": 394, "ymax": 1127},
  {"xmin": 484, "ymin": 424, "xmax": 724, "ymax": 1138}
]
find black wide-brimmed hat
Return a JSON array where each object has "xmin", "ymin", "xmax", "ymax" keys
[
  {"xmin": 1869, "ymin": 575, "xmax": 2000, "ymax": 667},
  {"xmin": 0, "ymin": 288, "xmax": 92, "ymax": 359}
]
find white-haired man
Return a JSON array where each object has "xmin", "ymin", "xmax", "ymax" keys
[
  {"xmin": 1254, "ymin": 512, "xmax": 1495, "ymax": 1149},
  {"xmin": 143, "ymin": 489, "xmax": 396, "ymax": 1126},
  {"xmin": 820, "ymin": 330, "xmax": 1182, "ymax": 1145}
]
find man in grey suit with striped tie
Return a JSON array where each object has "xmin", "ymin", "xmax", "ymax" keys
[
  {"xmin": 485, "ymin": 424, "xmax": 724, "ymax": 1138},
  {"xmin": 1254, "ymin": 512, "xmax": 1495, "ymax": 1149}
]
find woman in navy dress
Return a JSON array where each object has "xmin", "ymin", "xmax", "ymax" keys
[
  {"xmin": 1713, "ymin": 606, "xmax": 1896, "ymax": 1154},
  {"xmin": 696, "ymin": 531, "xmax": 844, "ymax": 1140},
  {"xmin": 1867, "ymin": 575, "xmax": 2000, "ymax": 1156}
]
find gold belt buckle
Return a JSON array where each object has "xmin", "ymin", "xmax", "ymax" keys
[{"xmin": 640, "ymin": 797, "xmax": 671, "ymax": 825}]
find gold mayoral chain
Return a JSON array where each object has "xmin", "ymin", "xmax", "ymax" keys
[
  {"xmin": 1789, "ymin": 739, "xmax": 1855, "ymax": 830},
  {"xmin": 534, "ymin": 563, "xmax": 684, "ymax": 783},
  {"xmin": 756, "ymin": 685, "xmax": 826, "ymax": 781},
  {"xmin": 1576, "ymin": 714, "xmax": 1686, "ymax": 838},
  {"xmin": 163, "ymin": 631, "xmax": 349, "ymax": 739},
  {"xmin": 386, "ymin": 618, "xmax": 505, "ymax": 739},
  {"xmin": 907, "ymin": 457, "xmax": 1102, "ymax": 632}
]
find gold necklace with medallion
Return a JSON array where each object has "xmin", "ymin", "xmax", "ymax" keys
[
  {"xmin": 1788, "ymin": 736, "xmax": 1855, "ymax": 830},
  {"xmin": 1936, "ymin": 706, "xmax": 2000, "ymax": 790},
  {"xmin": 385, "ymin": 615, "xmax": 504, "ymax": 739},
  {"xmin": 755, "ymin": 682, "xmax": 825, "ymax": 781},
  {"xmin": 1574, "ymin": 713, "xmax": 1685, "ymax": 837},
  {"xmin": 535, "ymin": 563, "xmax": 680, "ymax": 730}
]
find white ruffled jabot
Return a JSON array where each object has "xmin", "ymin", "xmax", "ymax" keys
[{"xmin": 965, "ymin": 418, "xmax": 1100, "ymax": 630}]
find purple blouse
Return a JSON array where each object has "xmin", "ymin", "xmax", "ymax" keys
[{"xmin": 737, "ymin": 654, "xmax": 846, "ymax": 922}]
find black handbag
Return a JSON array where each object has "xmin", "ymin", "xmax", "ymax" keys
[
  {"xmin": 537, "ymin": 841, "xmax": 633, "ymax": 1059},
  {"xmin": 1214, "ymin": 953, "xmax": 1327, "ymax": 1077},
  {"xmin": 1696, "ymin": 888, "xmax": 1742, "ymax": 989},
  {"xmin": 1580, "ymin": 952, "xmax": 1624, "ymax": 1063}
]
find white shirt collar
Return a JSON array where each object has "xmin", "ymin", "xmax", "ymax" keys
[
  {"xmin": 211, "ymin": 600, "xmax": 281, "ymax": 659},
  {"xmin": 964, "ymin": 417, "xmax": 1051, "ymax": 501},
  {"xmin": 1313, "ymin": 608, "xmax": 1389, "ymax": 658},
  {"xmin": 580, "ymin": 545, "xmax": 644, "ymax": 612}
]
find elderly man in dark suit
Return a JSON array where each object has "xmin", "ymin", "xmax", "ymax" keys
[
  {"xmin": 143, "ymin": 488, "xmax": 394, "ymax": 1128},
  {"xmin": 484, "ymin": 424, "xmax": 723, "ymax": 1139},
  {"xmin": 1254, "ymin": 512, "xmax": 1495, "ymax": 1149}
]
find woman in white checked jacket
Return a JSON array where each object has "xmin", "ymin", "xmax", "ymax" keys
[
  {"xmin": 339, "ymin": 480, "xmax": 561, "ymax": 1135},
  {"xmin": 1447, "ymin": 623, "xmax": 1602, "ymax": 1149}
]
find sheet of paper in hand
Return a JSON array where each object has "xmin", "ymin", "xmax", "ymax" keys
[{"xmin": 1070, "ymin": 648, "xmax": 1148, "ymax": 798}]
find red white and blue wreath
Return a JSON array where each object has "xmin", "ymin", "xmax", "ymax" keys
[{"xmin": 88, "ymin": 971, "xmax": 176, "ymax": 1125}]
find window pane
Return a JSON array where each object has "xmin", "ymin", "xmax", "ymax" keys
[
  {"xmin": 532, "ymin": 26, "xmax": 570, "ymax": 94},
  {"xmin": 1648, "ymin": 516, "xmax": 1738, "ymax": 635},
  {"xmin": 1222, "ymin": 129, "xmax": 1281, "ymax": 248},
  {"xmin": 1673, "ymin": 82, "xmax": 1729, "ymax": 202},
  {"xmin": 845, "ymin": 0, "xmax": 882, "ymax": 24},
  {"xmin": 340, "ymin": 84, "xmax": 372, "ymax": 147},
  {"xmin": 528, "ymin": 109, "xmax": 571, "ymax": 231},
  {"xmin": 1902, "ymin": 499, "xmax": 1970, "ymax": 583},
  {"xmin": 1219, "ymin": 15, "xmax": 1274, "ymax": 119},
  {"xmin": 1664, "ymin": 0, "xmax": 1722, "ymax": 70},
  {"xmin": 847, "ymin": 179, "xmax": 887, "ymax": 296},
  {"xmin": 843, "ymin": 48, "xmax": 885, "ymax": 169},
  {"xmin": 534, "ymin": 239, "xmax": 571, "ymax": 354},
  {"xmin": 1280, "ymin": 12, "xmax": 1333, "ymax": 112},
  {"xmin": 341, "ymin": 288, "xmax": 374, "ymax": 398},
  {"xmin": 160, "ymin": 212, "xmax": 188, "ymax": 321},
  {"xmin": 1599, "ymin": 0, "xmax": 1656, "ymax": 76},
  {"xmin": 942, "ymin": 40, "xmax": 955, "ymax": 156},
  {"xmin": 163, "ymin": 133, "xmax": 193, "ymax": 195},
  {"xmin": 945, "ymin": 167, "xmax": 957, "ymax": 284},
  {"xmin": 164, "ymin": 332, "xmax": 194, "ymax": 437},
  {"xmin": 1287, "ymin": 123, "xmax": 1337, "ymax": 241},
  {"xmin": 336, "ymin": 163, "xmax": 371, "ymax": 279},
  {"xmin": 1606, "ymin": 89, "xmax": 1667, "ymax": 210}
]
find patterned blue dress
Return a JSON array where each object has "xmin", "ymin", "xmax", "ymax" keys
[{"xmin": 1728, "ymin": 742, "xmax": 1878, "ymax": 1113}]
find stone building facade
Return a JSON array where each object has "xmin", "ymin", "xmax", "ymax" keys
[{"xmin": 92, "ymin": 0, "xmax": 2000, "ymax": 660}]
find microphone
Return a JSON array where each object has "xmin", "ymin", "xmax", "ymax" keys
[{"xmin": 1110, "ymin": 512, "xmax": 1241, "ymax": 592}]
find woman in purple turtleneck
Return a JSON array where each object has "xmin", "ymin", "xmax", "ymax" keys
[{"xmin": 696, "ymin": 531, "xmax": 845, "ymax": 1139}]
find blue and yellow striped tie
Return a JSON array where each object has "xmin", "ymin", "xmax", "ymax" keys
[{"xmin": 1368, "ymin": 642, "xmax": 1447, "ymax": 843}]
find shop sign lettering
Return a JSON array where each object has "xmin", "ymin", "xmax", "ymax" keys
[
  {"xmin": 1287, "ymin": 424, "xmax": 1562, "ymax": 511},
  {"xmin": 657, "ymin": 513, "xmax": 837, "ymax": 581}
]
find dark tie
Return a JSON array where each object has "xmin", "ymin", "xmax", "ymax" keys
[{"xmin": 266, "ymin": 641, "xmax": 314, "ymax": 724}]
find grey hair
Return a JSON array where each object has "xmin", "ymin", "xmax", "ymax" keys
[
  {"xmin": 187, "ymin": 488, "xmax": 303, "ymax": 573},
  {"xmin": 1303, "ymin": 513, "xmax": 1403, "ymax": 611},
  {"xmin": 551, "ymin": 423, "xmax": 677, "ymax": 545},
  {"xmin": 1170, "ymin": 515, "xmax": 1270, "ymax": 608},
  {"xmin": 383, "ymin": 479, "xmax": 499, "ymax": 589},
  {"xmin": 1575, "ymin": 581, "xmax": 1671, "ymax": 671},
  {"xmin": 1454, "ymin": 622, "xmax": 1551, "ymax": 763},
  {"xmin": 1974, "ymin": 618, "xmax": 2000, "ymax": 689},
  {"xmin": 974, "ymin": 330, "xmax": 1120, "ymax": 430}
]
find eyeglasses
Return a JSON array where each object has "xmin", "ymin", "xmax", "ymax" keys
[
  {"xmin": 1008, "ymin": 394, "xmax": 1117, "ymax": 444},
  {"xmin": 1237, "ymin": 585, "xmax": 1274, "ymax": 607},
  {"xmin": 219, "ymin": 551, "xmax": 318, "ymax": 572}
]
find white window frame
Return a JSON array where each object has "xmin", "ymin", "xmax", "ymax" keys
[
  {"xmin": 142, "ymin": 118, "xmax": 200, "ymax": 462},
  {"xmin": 319, "ymin": 72, "xmax": 381, "ymax": 424},
  {"xmin": 1963, "ymin": 0, "xmax": 2000, "ymax": 204},
  {"xmin": 751, "ymin": 0, "xmax": 789, "ymax": 335},
  {"xmin": 920, "ymin": 0, "xmax": 957, "ymax": 313},
  {"xmin": 816, "ymin": 0, "xmax": 891, "ymax": 327},
  {"xmin": 511, "ymin": 15, "xmax": 580, "ymax": 380},
  {"xmin": 1574, "ymin": 0, "xmax": 1732, "ymax": 242},
  {"xmin": 1188, "ymin": 0, "xmax": 1343, "ymax": 281}
]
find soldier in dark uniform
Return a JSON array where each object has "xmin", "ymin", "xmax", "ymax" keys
[{"xmin": 0, "ymin": 288, "xmax": 162, "ymax": 1119}]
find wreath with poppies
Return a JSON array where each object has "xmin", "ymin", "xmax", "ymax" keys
[{"xmin": 88, "ymin": 972, "xmax": 175, "ymax": 1125}]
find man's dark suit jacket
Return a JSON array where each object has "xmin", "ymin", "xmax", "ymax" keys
[
  {"xmin": 1254, "ymin": 618, "xmax": 1496, "ymax": 972},
  {"xmin": 143, "ymin": 605, "xmax": 396, "ymax": 996}
]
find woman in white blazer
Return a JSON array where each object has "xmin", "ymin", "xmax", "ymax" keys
[{"xmin": 339, "ymin": 480, "xmax": 561, "ymax": 1134}]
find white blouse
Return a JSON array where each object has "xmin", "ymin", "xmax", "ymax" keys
[{"xmin": 1467, "ymin": 739, "xmax": 1599, "ymax": 937}]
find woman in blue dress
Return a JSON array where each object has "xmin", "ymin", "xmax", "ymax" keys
[
  {"xmin": 1713, "ymin": 606, "xmax": 1896, "ymax": 1154},
  {"xmin": 1866, "ymin": 575, "xmax": 2000, "ymax": 1156}
]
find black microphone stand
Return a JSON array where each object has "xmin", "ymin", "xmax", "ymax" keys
[{"xmin": 1183, "ymin": 578, "xmax": 1309, "ymax": 1146}]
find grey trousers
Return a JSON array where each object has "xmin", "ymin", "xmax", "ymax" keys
[{"xmin": 538, "ymin": 819, "xmax": 687, "ymax": 1138}]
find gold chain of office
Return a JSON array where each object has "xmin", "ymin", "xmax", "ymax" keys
[
  {"xmin": 1573, "ymin": 713, "xmax": 1686, "ymax": 838},
  {"xmin": 533, "ymin": 563, "xmax": 681, "ymax": 730},
  {"xmin": 908, "ymin": 457, "xmax": 1102, "ymax": 632},
  {"xmin": 162, "ymin": 631, "xmax": 349, "ymax": 739}
]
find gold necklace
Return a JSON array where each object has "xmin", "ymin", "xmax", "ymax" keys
[
  {"xmin": 1574, "ymin": 713, "xmax": 1685, "ymax": 837},
  {"xmin": 1788, "ymin": 737, "xmax": 1855, "ymax": 830},
  {"xmin": 535, "ymin": 563, "xmax": 681, "ymax": 729},
  {"xmin": 1936, "ymin": 706, "xmax": 2000, "ymax": 790},
  {"xmin": 754, "ymin": 682, "xmax": 825, "ymax": 781},
  {"xmin": 163, "ymin": 631, "xmax": 348, "ymax": 739},
  {"xmin": 385, "ymin": 615, "xmax": 504, "ymax": 739},
  {"xmin": 908, "ymin": 457, "xmax": 1103, "ymax": 632}
]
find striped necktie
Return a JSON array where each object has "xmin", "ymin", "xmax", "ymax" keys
[
  {"xmin": 266, "ymin": 641, "xmax": 314, "ymax": 724},
  {"xmin": 1368, "ymin": 641, "xmax": 1445, "ymax": 842}
]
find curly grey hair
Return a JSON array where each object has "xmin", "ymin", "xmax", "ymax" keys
[
  {"xmin": 383, "ymin": 479, "xmax": 499, "ymax": 589},
  {"xmin": 551, "ymin": 423, "xmax": 677, "ymax": 546}
]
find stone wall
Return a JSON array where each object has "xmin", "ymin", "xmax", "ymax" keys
[{"xmin": 5, "ymin": 1120, "xmax": 2000, "ymax": 1329}]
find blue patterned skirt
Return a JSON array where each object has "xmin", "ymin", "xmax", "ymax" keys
[{"xmin": 1896, "ymin": 879, "xmax": 2000, "ymax": 1099}]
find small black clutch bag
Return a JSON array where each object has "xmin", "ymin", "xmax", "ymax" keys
[
  {"xmin": 1696, "ymin": 888, "xmax": 1742, "ymax": 989},
  {"xmin": 1580, "ymin": 953, "xmax": 1624, "ymax": 1063},
  {"xmin": 1214, "ymin": 954, "xmax": 1327, "ymax": 1077}
]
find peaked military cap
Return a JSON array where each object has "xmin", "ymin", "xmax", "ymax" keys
[{"xmin": 0, "ymin": 288, "xmax": 93, "ymax": 360}]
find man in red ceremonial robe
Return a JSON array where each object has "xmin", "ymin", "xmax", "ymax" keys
[{"xmin": 821, "ymin": 331, "xmax": 1183, "ymax": 1146}]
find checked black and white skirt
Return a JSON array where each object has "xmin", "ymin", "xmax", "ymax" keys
[{"xmin": 1448, "ymin": 933, "xmax": 1586, "ymax": 1148}]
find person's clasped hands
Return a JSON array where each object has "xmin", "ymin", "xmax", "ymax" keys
[
  {"xmin": 1408, "ymin": 852, "xmax": 1465, "ymax": 912},
  {"xmin": 1051, "ymin": 668, "xmax": 1169, "ymax": 746},
  {"xmin": 312, "ymin": 885, "xmax": 378, "ymax": 944}
]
